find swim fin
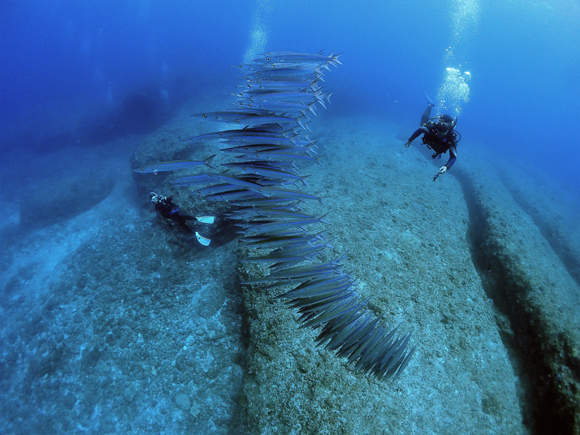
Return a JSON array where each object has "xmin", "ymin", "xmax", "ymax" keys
[
  {"xmin": 425, "ymin": 92, "xmax": 435, "ymax": 107},
  {"xmin": 196, "ymin": 216, "xmax": 215, "ymax": 224},
  {"xmin": 195, "ymin": 232, "xmax": 211, "ymax": 246}
]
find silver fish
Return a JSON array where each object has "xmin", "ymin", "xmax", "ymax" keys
[{"xmin": 134, "ymin": 154, "xmax": 216, "ymax": 173}]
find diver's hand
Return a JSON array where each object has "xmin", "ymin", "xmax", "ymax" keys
[
  {"xmin": 404, "ymin": 140, "xmax": 411, "ymax": 148},
  {"xmin": 438, "ymin": 166, "xmax": 448, "ymax": 174}
]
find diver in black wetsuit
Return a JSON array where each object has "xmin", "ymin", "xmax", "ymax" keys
[
  {"xmin": 150, "ymin": 192, "xmax": 214, "ymax": 245},
  {"xmin": 404, "ymin": 96, "xmax": 460, "ymax": 181},
  {"xmin": 150, "ymin": 192, "xmax": 195, "ymax": 232}
]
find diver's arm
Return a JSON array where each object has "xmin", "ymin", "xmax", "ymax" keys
[
  {"xmin": 444, "ymin": 145, "xmax": 457, "ymax": 169},
  {"xmin": 405, "ymin": 128, "xmax": 424, "ymax": 147},
  {"xmin": 407, "ymin": 128, "xmax": 424, "ymax": 143},
  {"xmin": 444, "ymin": 156, "xmax": 456, "ymax": 169}
]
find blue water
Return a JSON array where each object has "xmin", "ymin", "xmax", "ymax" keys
[
  {"xmin": 2, "ymin": 0, "xmax": 579, "ymax": 185},
  {"xmin": 1, "ymin": 0, "xmax": 579, "ymax": 433}
]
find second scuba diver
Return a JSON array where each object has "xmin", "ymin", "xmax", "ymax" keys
[
  {"xmin": 150, "ymin": 192, "xmax": 214, "ymax": 246},
  {"xmin": 404, "ymin": 94, "xmax": 461, "ymax": 181}
]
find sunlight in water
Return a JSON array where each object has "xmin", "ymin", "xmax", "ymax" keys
[
  {"xmin": 446, "ymin": 0, "xmax": 480, "ymax": 63},
  {"xmin": 438, "ymin": 0, "xmax": 479, "ymax": 116},
  {"xmin": 243, "ymin": 0, "xmax": 272, "ymax": 64}
]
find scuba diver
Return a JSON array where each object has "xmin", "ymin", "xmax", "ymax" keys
[
  {"xmin": 404, "ymin": 94, "xmax": 460, "ymax": 181},
  {"xmin": 150, "ymin": 192, "xmax": 214, "ymax": 246}
]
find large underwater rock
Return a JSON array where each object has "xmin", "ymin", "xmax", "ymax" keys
[
  {"xmin": 457, "ymin": 154, "xmax": 580, "ymax": 434},
  {"xmin": 0, "ymin": 139, "xmax": 247, "ymax": 435},
  {"xmin": 17, "ymin": 170, "xmax": 114, "ymax": 230},
  {"xmin": 239, "ymin": 116, "xmax": 527, "ymax": 434},
  {"xmin": 497, "ymin": 164, "xmax": 580, "ymax": 286}
]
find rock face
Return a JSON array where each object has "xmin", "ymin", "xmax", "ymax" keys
[
  {"xmin": 0, "ymin": 166, "xmax": 247, "ymax": 435},
  {"xmin": 239, "ymin": 118, "xmax": 529, "ymax": 434},
  {"xmin": 456, "ymin": 155, "xmax": 580, "ymax": 434},
  {"xmin": 497, "ymin": 165, "xmax": 580, "ymax": 287},
  {"xmin": 18, "ymin": 171, "xmax": 114, "ymax": 230}
]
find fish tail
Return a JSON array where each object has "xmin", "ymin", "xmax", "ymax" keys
[
  {"xmin": 204, "ymin": 154, "xmax": 218, "ymax": 169},
  {"xmin": 308, "ymin": 103, "xmax": 317, "ymax": 116},
  {"xmin": 331, "ymin": 52, "xmax": 343, "ymax": 66},
  {"xmin": 315, "ymin": 93, "xmax": 327, "ymax": 109}
]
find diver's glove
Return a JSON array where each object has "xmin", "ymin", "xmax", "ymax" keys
[
  {"xmin": 438, "ymin": 166, "xmax": 448, "ymax": 174},
  {"xmin": 404, "ymin": 140, "xmax": 411, "ymax": 148}
]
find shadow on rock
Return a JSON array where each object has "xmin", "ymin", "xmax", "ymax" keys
[{"xmin": 17, "ymin": 174, "xmax": 114, "ymax": 230}]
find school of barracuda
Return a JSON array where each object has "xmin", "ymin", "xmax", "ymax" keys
[{"xmin": 154, "ymin": 51, "xmax": 415, "ymax": 381}]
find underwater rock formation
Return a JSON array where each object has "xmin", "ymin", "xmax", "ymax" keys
[
  {"xmin": 18, "ymin": 172, "xmax": 114, "ymax": 230},
  {"xmin": 456, "ymin": 158, "xmax": 580, "ymax": 434},
  {"xmin": 236, "ymin": 117, "xmax": 527, "ymax": 434},
  {"xmin": 497, "ymin": 165, "xmax": 580, "ymax": 287},
  {"xmin": 78, "ymin": 78, "xmax": 199, "ymax": 145}
]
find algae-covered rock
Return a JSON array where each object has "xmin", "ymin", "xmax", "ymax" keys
[
  {"xmin": 498, "ymin": 164, "xmax": 580, "ymax": 286},
  {"xmin": 239, "ymin": 116, "xmax": 526, "ymax": 435},
  {"xmin": 459, "ymin": 152, "xmax": 580, "ymax": 434}
]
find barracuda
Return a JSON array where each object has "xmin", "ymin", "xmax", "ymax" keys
[{"xmin": 134, "ymin": 155, "xmax": 216, "ymax": 173}]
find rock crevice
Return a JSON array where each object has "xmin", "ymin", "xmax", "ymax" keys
[{"xmin": 455, "ymin": 166, "xmax": 580, "ymax": 435}]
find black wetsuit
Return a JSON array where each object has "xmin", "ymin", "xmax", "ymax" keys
[
  {"xmin": 407, "ymin": 105, "xmax": 458, "ymax": 169},
  {"xmin": 154, "ymin": 197, "xmax": 196, "ymax": 233}
]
